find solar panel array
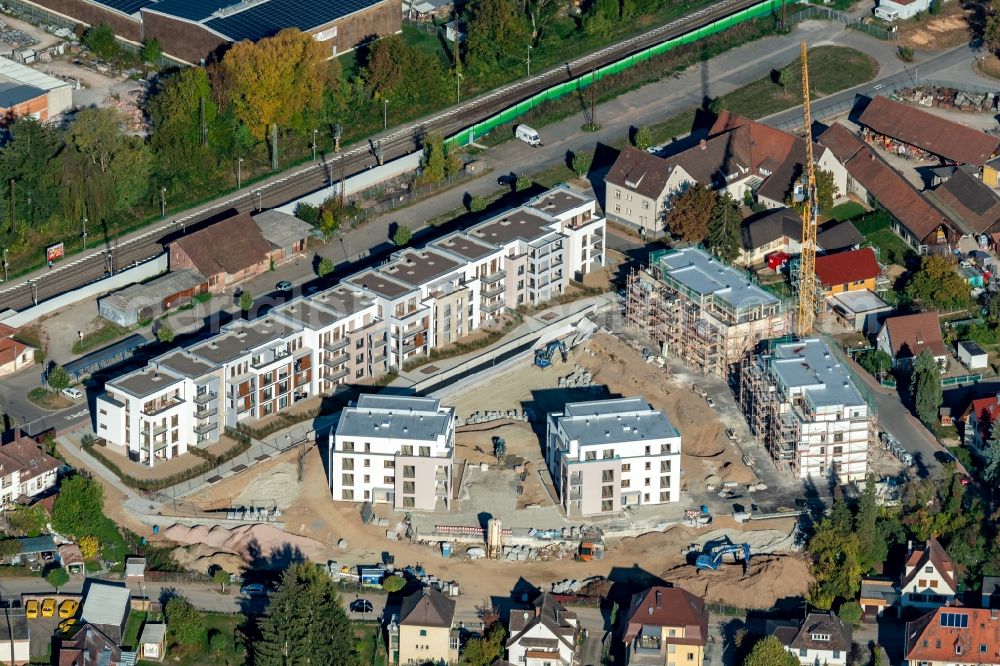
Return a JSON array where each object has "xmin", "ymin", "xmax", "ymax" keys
[
  {"xmin": 97, "ymin": 0, "xmax": 157, "ymax": 15},
  {"xmin": 142, "ymin": 0, "xmax": 234, "ymax": 21},
  {"xmin": 203, "ymin": 0, "xmax": 376, "ymax": 41}
]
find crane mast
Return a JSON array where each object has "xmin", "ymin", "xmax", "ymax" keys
[{"xmin": 797, "ymin": 41, "xmax": 818, "ymax": 337}]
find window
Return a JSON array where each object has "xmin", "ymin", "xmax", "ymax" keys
[
  {"xmin": 668, "ymin": 629, "xmax": 676, "ymax": 637},
  {"xmin": 342, "ymin": 441, "xmax": 355, "ymax": 452},
  {"xmin": 342, "ymin": 489, "xmax": 354, "ymax": 500},
  {"xmin": 661, "ymin": 460, "xmax": 671, "ymax": 472},
  {"xmin": 982, "ymin": 644, "xmax": 988, "ymax": 653},
  {"xmin": 832, "ymin": 651, "xmax": 840, "ymax": 659},
  {"xmin": 940, "ymin": 612, "xmax": 968, "ymax": 628},
  {"xmin": 363, "ymin": 458, "xmax": 371, "ymax": 468},
  {"xmin": 403, "ymin": 466, "xmax": 416, "ymax": 478},
  {"xmin": 621, "ymin": 463, "xmax": 631, "ymax": 472},
  {"xmin": 924, "ymin": 565, "xmax": 933, "ymax": 573},
  {"xmin": 401, "ymin": 445, "xmax": 413, "ymax": 456},
  {"xmin": 644, "ymin": 461, "xmax": 651, "ymax": 471},
  {"xmin": 384, "ymin": 460, "xmax": 394, "ymax": 468},
  {"xmin": 363, "ymin": 475, "xmax": 370, "ymax": 484},
  {"xmin": 384, "ymin": 476, "xmax": 393, "ymax": 484},
  {"xmin": 419, "ymin": 630, "xmax": 427, "ymax": 637},
  {"xmin": 601, "ymin": 499, "xmax": 613, "ymax": 512},
  {"xmin": 342, "ymin": 474, "xmax": 354, "ymax": 486},
  {"xmin": 402, "ymin": 497, "xmax": 414, "ymax": 508},
  {"xmin": 602, "ymin": 470, "xmax": 614, "ymax": 483},
  {"xmin": 644, "ymin": 478, "xmax": 651, "ymax": 486},
  {"xmin": 603, "ymin": 449, "xmax": 614, "ymax": 459},
  {"xmin": 342, "ymin": 459, "xmax": 354, "ymax": 471},
  {"xmin": 687, "ymin": 653, "xmax": 694, "ymax": 661},
  {"xmin": 799, "ymin": 648, "xmax": 808, "ymax": 657},
  {"xmin": 621, "ymin": 479, "xmax": 630, "ymax": 488},
  {"xmin": 419, "ymin": 446, "xmax": 430, "ymax": 457},
  {"xmin": 585, "ymin": 451, "xmax": 596, "ymax": 461},
  {"xmin": 403, "ymin": 482, "xmax": 415, "ymax": 494},
  {"xmin": 602, "ymin": 485, "xmax": 613, "ymax": 498},
  {"xmin": 810, "ymin": 633, "xmax": 830, "ymax": 641},
  {"xmin": 450, "ymin": 636, "xmax": 459, "ymax": 650}
]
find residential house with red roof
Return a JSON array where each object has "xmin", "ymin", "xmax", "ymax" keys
[
  {"xmin": 904, "ymin": 607, "xmax": 1000, "ymax": 665},
  {"xmin": 818, "ymin": 123, "xmax": 957, "ymax": 251},
  {"xmin": 876, "ymin": 312, "xmax": 948, "ymax": 371},
  {"xmin": 168, "ymin": 211, "xmax": 272, "ymax": 292},
  {"xmin": 506, "ymin": 592, "xmax": 579, "ymax": 666},
  {"xmin": 0, "ymin": 435, "xmax": 60, "ymax": 506},
  {"xmin": 963, "ymin": 394, "xmax": 1000, "ymax": 452},
  {"xmin": 900, "ymin": 538, "xmax": 958, "ymax": 609},
  {"xmin": 0, "ymin": 323, "xmax": 34, "ymax": 377},
  {"xmin": 814, "ymin": 248, "xmax": 887, "ymax": 296},
  {"xmin": 768, "ymin": 612, "xmax": 852, "ymax": 666},
  {"xmin": 622, "ymin": 586, "xmax": 708, "ymax": 665}
]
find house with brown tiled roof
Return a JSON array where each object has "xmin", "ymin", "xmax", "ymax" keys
[
  {"xmin": 876, "ymin": 311, "xmax": 947, "ymax": 371},
  {"xmin": 604, "ymin": 146, "xmax": 677, "ymax": 234},
  {"xmin": 394, "ymin": 587, "xmax": 458, "ymax": 665},
  {"xmin": 0, "ymin": 323, "xmax": 34, "ymax": 377},
  {"xmin": 0, "ymin": 435, "xmax": 60, "ymax": 506},
  {"xmin": 904, "ymin": 607, "xmax": 1000, "ymax": 665},
  {"xmin": 963, "ymin": 394, "xmax": 1000, "ymax": 452},
  {"xmin": 622, "ymin": 586, "xmax": 708, "ymax": 665},
  {"xmin": 506, "ymin": 592, "xmax": 579, "ymax": 666},
  {"xmin": 900, "ymin": 538, "xmax": 958, "ymax": 609},
  {"xmin": 858, "ymin": 95, "xmax": 1000, "ymax": 166},
  {"xmin": 168, "ymin": 211, "xmax": 272, "ymax": 292},
  {"xmin": 928, "ymin": 169, "xmax": 1000, "ymax": 237},
  {"xmin": 818, "ymin": 123, "xmax": 957, "ymax": 250},
  {"xmin": 769, "ymin": 612, "xmax": 852, "ymax": 665}
]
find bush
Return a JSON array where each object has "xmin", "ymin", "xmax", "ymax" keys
[
  {"xmin": 382, "ymin": 574, "xmax": 406, "ymax": 592},
  {"xmin": 393, "ymin": 224, "xmax": 413, "ymax": 246},
  {"xmin": 166, "ymin": 596, "xmax": 206, "ymax": 647},
  {"xmin": 83, "ymin": 24, "xmax": 119, "ymax": 60},
  {"xmin": 296, "ymin": 202, "xmax": 320, "ymax": 226},
  {"xmin": 838, "ymin": 600, "xmax": 863, "ymax": 625},
  {"xmin": 317, "ymin": 256, "xmax": 334, "ymax": 277},
  {"xmin": 156, "ymin": 324, "xmax": 174, "ymax": 343},
  {"xmin": 469, "ymin": 196, "xmax": 488, "ymax": 213},
  {"xmin": 897, "ymin": 45, "xmax": 914, "ymax": 62},
  {"xmin": 571, "ymin": 151, "xmax": 592, "ymax": 178}
]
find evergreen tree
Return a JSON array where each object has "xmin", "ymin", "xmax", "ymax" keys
[
  {"xmin": 254, "ymin": 563, "xmax": 352, "ymax": 665},
  {"xmin": 986, "ymin": 418, "xmax": 1000, "ymax": 483},
  {"xmin": 707, "ymin": 192, "xmax": 741, "ymax": 264},
  {"xmin": 855, "ymin": 475, "xmax": 887, "ymax": 573},
  {"xmin": 912, "ymin": 348, "xmax": 942, "ymax": 428},
  {"xmin": 633, "ymin": 126, "xmax": 652, "ymax": 151}
]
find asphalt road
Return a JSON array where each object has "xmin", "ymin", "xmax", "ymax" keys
[{"xmin": 0, "ymin": 0, "xmax": 765, "ymax": 313}]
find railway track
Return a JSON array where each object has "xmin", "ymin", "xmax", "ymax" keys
[{"xmin": 0, "ymin": 0, "xmax": 765, "ymax": 312}]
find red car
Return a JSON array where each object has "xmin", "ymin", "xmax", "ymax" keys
[{"xmin": 958, "ymin": 474, "xmax": 971, "ymax": 486}]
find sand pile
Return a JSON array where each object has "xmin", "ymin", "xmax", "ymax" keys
[
  {"xmin": 171, "ymin": 543, "xmax": 245, "ymax": 575},
  {"xmin": 236, "ymin": 462, "xmax": 298, "ymax": 509},
  {"xmin": 662, "ymin": 554, "xmax": 812, "ymax": 609},
  {"xmin": 161, "ymin": 523, "xmax": 329, "ymax": 564}
]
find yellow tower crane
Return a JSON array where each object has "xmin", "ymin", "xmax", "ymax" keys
[{"xmin": 797, "ymin": 41, "xmax": 818, "ymax": 337}]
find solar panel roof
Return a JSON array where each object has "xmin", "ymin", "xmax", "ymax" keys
[
  {"xmin": 203, "ymin": 0, "xmax": 378, "ymax": 41},
  {"xmin": 144, "ymin": 0, "xmax": 233, "ymax": 21},
  {"xmin": 97, "ymin": 0, "xmax": 157, "ymax": 15}
]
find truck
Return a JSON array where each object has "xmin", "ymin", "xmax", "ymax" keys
[{"xmin": 515, "ymin": 124, "xmax": 542, "ymax": 147}]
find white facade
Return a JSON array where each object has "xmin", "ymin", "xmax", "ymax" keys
[
  {"xmin": 787, "ymin": 644, "xmax": 848, "ymax": 666},
  {"xmin": 546, "ymin": 398, "xmax": 681, "ymax": 517},
  {"xmin": 328, "ymin": 395, "xmax": 455, "ymax": 511},
  {"xmin": 875, "ymin": 0, "xmax": 931, "ymax": 21},
  {"xmin": 95, "ymin": 185, "xmax": 603, "ymax": 467}
]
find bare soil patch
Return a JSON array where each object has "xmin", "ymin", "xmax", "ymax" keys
[{"xmin": 899, "ymin": 6, "xmax": 971, "ymax": 49}]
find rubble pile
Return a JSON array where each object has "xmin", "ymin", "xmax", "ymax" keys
[
  {"xmin": 557, "ymin": 364, "xmax": 594, "ymax": 388},
  {"xmin": 896, "ymin": 87, "xmax": 999, "ymax": 113},
  {"xmin": 463, "ymin": 408, "xmax": 534, "ymax": 425},
  {"xmin": 0, "ymin": 23, "xmax": 37, "ymax": 48}
]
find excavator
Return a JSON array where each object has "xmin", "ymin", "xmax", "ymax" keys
[
  {"xmin": 534, "ymin": 340, "xmax": 568, "ymax": 369},
  {"xmin": 694, "ymin": 541, "xmax": 751, "ymax": 574}
]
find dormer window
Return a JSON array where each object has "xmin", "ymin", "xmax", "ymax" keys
[{"xmin": 810, "ymin": 633, "xmax": 830, "ymax": 642}]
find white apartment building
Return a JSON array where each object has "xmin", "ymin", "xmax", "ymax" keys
[
  {"xmin": 327, "ymin": 395, "xmax": 455, "ymax": 511},
  {"xmin": 545, "ymin": 398, "xmax": 681, "ymax": 517},
  {"xmin": 95, "ymin": 185, "xmax": 604, "ymax": 470},
  {"xmin": 741, "ymin": 338, "xmax": 871, "ymax": 483}
]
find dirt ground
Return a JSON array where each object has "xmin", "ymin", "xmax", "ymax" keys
[
  {"xmin": 898, "ymin": 5, "xmax": 972, "ymax": 49},
  {"xmin": 456, "ymin": 421, "xmax": 554, "ymax": 508}
]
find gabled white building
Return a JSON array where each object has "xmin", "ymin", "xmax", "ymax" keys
[
  {"xmin": 900, "ymin": 538, "xmax": 958, "ymax": 609},
  {"xmin": 328, "ymin": 395, "xmax": 455, "ymax": 511},
  {"xmin": 546, "ymin": 398, "xmax": 681, "ymax": 517},
  {"xmin": 506, "ymin": 592, "xmax": 579, "ymax": 666}
]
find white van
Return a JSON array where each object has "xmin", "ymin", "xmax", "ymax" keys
[{"xmin": 515, "ymin": 124, "xmax": 542, "ymax": 147}]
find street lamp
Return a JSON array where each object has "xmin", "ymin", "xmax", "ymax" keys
[
  {"xmin": 237, "ymin": 157, "xmax": 243, "ymax": 190},
  {"xmin": 160, "ymin": 187, "xmax": 166, "ymax": 219},
  {"xmin": 1, "ymin": 248, "xmax": 7, "ymax": 283},
  {"xmin": 383, "ymin": 99, "xmax": 389, "ymax": 131},
  {"xmin": 312, "ymin": 129, "xmax": 318, "ymax": 161},
  {"xmin": 527, "ymin": 46, "xmax": 532, "ymax": 76},
  {"xmin": 456, "ymin": 72, "xmax": 463, "ymax": 104},
  {"xmin": 82, "ymin": 216, "xmax": 88, "ymax": 250}
]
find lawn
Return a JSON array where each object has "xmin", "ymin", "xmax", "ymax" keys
[
  {"xmin": 828, "ymin": 201, "xmax": 867, "ymax": 222},
  {"xmin": 27, "ymin": 387, "xmax": 72, "ymax": 410},
  {"xmin": 647, "ymin": 108, "xmax": 698, "ymax": 146},
  {"xmin": 122, "ymin": 611, "xmax": 147, "ymax": 650},
  {"xmin": 713, "ymin": 46, "xmax": 878, "ymax": 120},
  {"xmin": 71, "ymin": 320, "xmax": 131, "ymax": 355},
  {"xmin": 149, "ymin": 612, "xmax": 245, "ymax": 666}
]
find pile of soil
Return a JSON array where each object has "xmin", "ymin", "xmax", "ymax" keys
[
  {"xmin": 160, "ymin": 523, "xmax": 329, "ymax": 565},
  {"xmin": 170, "ymin": 543, "xmax": 245, "ymax": 575},
  {"xmin": 662, "ymin": 554, "xmax": 812, "ymax": 609}
]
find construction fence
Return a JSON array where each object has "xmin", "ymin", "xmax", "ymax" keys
[{"xmin": 447, "ymin": 0, "xmax": 787, "ymax": 146}]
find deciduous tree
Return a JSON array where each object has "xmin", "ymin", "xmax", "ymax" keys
[
  {"xmin": 465, "ymin": 0, "xmax": 529, "ymax": 72},
  {"xmin": 78, "ymin": 535, "xmax": 100, "ymax": 560},
  {"xmin": 707, "ymin": 191, "xmax": 741, "ymax": 264},
  {"xmin": 905, "ymin": 255, "xmax": 971, "ymax": 311},
  {"xmin": 985, "ymin": 417, "xmax": 1000, "ymax": 483},
  {"xmin": 0, "ymin": 117, "xmax": 62, "ymax": 239},
  {"xmin": 238, "ymin": 290, "xmax": 254, "ymax": 313},
  {"xmin": 318, "ymin": 256, "xmax": 334, "ymax": 277},
  {"xmin": 166, "ymin": 595, "xmax": 206, "ymax": 647},
  {"xmin": 46, "ymin": 364, "xmax": 69, "ymax": 392},
  {"xmin": 419, "ymin": 133, "xmax": 447, "ymax": 186},
  {"xmin": 667, "ymin": 183, "xmax": 717, "ymax": 243},
  {"xmin": 46, "ymin": 567, "xmax": 69, "ymax": 592},
  {"xmin": 382, "ymin": 574, "xmax": 405, "ymax": 592},
  {"xmin": 83, "ymin": 24, "xmax": 118, "ymax": 60},
  {"xmin": 253, "ymin": 563, "xmax": 352, "ymax": 666},
  {"xmin": 156, "ymin": 324, "xmax": 174, "ymax": 343},
  {"xmin": 632, "ymin": 126, "xmax": 652, "ymax": 151},
  {"xmin": 743, "ymin": 636, "xmax": 798, "ymax": 666},
  {"xmin": 814, "ymin": 167, "xmax": 838, "ymax": 213},
  {"xmin": 52, "ymin": 474, "xmax": 105, "ymax": 538},
  {"xmin": 393, "ymin": 224, "xmax": 412, "ymax": 247},
  {"xmin": 460, "ymin": 624, "xmax": 507, "ymax": 666}
]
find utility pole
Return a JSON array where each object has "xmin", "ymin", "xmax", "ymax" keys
[
  {"xmin": 383, "ymin": 99, "xmax": 389, "ymax": 130},
  {"xmin": 312, "ymin": 129, "xmax": 318, "ymax": 161},
  {"xmin": 82, "ymin": 216, "xmax": 88, "ymax": 249},
  {"xmin": 237, "ymin": 157, "xmax": 243, "ymax": 190},
  {"xmin": 456, "ymin": 71, "xmax": 462, "ymax": 104},
  {"xmin": 1, "ymin": 248, "xmax": 7, "ymax": 282},
  {"xmin": 527, "ymin": 46, "xmax": 531, "ymax": 76},
  {"xmin": 160, "ymin": 187, "xmax": 166, "ymax": 219},
  {"xmin": 199, "ymin": 97, "xmax": 207, "ymax": 146},
  {"xmin": 9, "ymin": 180, "xmax": 14, "ymax": 235},
  {"xmin": 271, "ymin": 124, "xmax": 278, "ymax": 172},
  {"xmin": 28, "ymin": 280, "xmax": 36, "ymax": 305}
]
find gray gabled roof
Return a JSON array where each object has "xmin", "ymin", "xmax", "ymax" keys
[
  {"xmin": 81, "ymin": 582, "xmax": 130, "ymax": 627},
  {"xmin": 399, "ymin": 587, "xmax": 455, "ymax": 628}
]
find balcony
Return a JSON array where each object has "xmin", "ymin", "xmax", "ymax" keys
[
  {"xmin": 251, "ymin": 349, "xmax": 291, "ymax": 370},
  {"xmin": 401, "ymin": 341, "xmax": 425, "ymax": 355},
  {"xmin": 142, "ymin": 396, "xmax": 183, "ymax": 417},
  {"xmin": 324, "ymin": 367, "xmax": 350, "ymax": 382},
  {"xmin": 323, "ymin": 351, "xmax": 350, "ymax": 367},
  {"xmin": 370, "ymin": 335, "xmax": 387, "ymax": 348},
  {"xmin": 371, "ymin": 354, "xmax": 387, "ymax": 365},
  {"xmin": 481, "ymin": 283, "xmax": 504, "ymax": 298},
  {"xmin": 435, "ymin": 469, "xmax": 450, "ymax": 481},
  {"xmin": 194, "ymin": 422, "xmax": 216, "ymax": 435},
  {"xmin": 482, "ymin": 269, "xmax": 505, "ymax": 284},
  {"xmin": 150, "ymin": 423, "xmax": 167, "ymax": 436},
  {"xmin": 323, "ymin": 337, "xmax": 350, "ymax": 353},
  {"xmin": 193, "ymin": 391, "xmax": 216, "ymax": 406},
  {"xmin": 195, "ymin": 406, "xmax": 217, "ymax": 419},
  {"xmin": 482, "ymin": 300, "xmax": 504, "ymax": 314}
]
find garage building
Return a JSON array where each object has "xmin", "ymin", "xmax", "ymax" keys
[{"xmin": 19, "ymin": 0, "xmax": 401, "ymax": 64}]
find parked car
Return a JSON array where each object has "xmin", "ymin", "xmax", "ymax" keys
[
  {"xmin": 25, "ymin": 600, "xmax": 38, "ymax": 619},
  {"xmin": 958, "ymin": 473, "xmax": 972, "ymax": 486},
  {"xmin": 350, "ymin": 599, "xmax": 374, "ymax": 614},
  {"xmin": 41, "ymin": 598, "xmax": 56, "ymax": 618},
  {"xmin": 59, "ymin": 599, "xmax": 78, "ymax": 618},
  {"xmin": 61, "ymin": 387, "xmax": 83, "ymax": 400},
  {"xmin": 275, "ymin": 280, "xmax": 293, "ymax": 292},
  {"xmin": 241, "ymin": 583, "xmax": 267, "ymax": 599},
  {"xmin": 706, "ymin": 397, "xmax": 715, "ymax": 408},
  {"xmin": 57, "ymin": 618, "xmax": 79, "ymax": 635}
]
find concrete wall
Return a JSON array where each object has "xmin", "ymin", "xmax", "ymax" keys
[
  {"xmin": 0, "ymin": 253, "xmax": 168, "ymax": 328},
  {"xmin": 140, "ymin": 10, "xmax": 229, "ymax": 65},
  {"xmin": 23, "ymin": 0, "xmax": 141, "ymax": 41}
]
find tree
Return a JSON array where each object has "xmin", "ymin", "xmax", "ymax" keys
[
  {"xmin": 707, "ymin": 192, "xmax": 741, "ymax": 264},
  {"xmin": 46, "ymin": 567, "xmax": 69, "ymax": 592},
  {"xmin": 7, "ymin": 505, "xmax": 46, "ymax": 537},
  {"xmin": 806, "ymin": 499, "xmax": 863, "ymax": 609},
  {"xmin": 0, "ymin": 117, "xmax": 63, "ymax": 239},
  {"xmin": 319, "ymin": 209, "xmax": 339, "ymax": 239},
  {"xmin": 814, "ymin": 167, "xmax": 838, "ymax": 213},
  {"xmin": 382, "ymin": 574, "xmax": 406, "ymax": 592},
  {"xmin": 633, "ymin": 126, "xmax": 652, "ymax": 151},
  {"xmin": 148, "ymin": 67, "xmax": 218, "ymax": 187},
  {"xmin": 985, "ymin": 417, "xmax": 1000, "ymax": 484},
  {"xmin": 393, "ymin": 224, "xmax": 412, "ymax": 247},
  {"xmin": 0, "ymin": 540, "xmax": 20, "ymax": 559},
  {"xmin": 214, "ymin": 29, "xmax": 330, "ymax": 140},
  {"xmin": 465, "ymin": 0, "xmax": 529, "ymax": 72},
  {"xmin": 208, "ymin": 629, "xmax": 230, "ymax": 656},
  {"xmin": 83, "ymin": 24, "xmax": 118, "ymax": 60},
  {"xmin": 78, "ymin": 535, "xmax": 100, "ymax": 560},
  {"xmin": 212, "ymin": 568, "xmax": 230, "ymax": 593},
  {"xmin": 460, "ymin": 624, "xmax": 507, "ymax": 666},
  {"xmin": 52, "ymin": 474, "xmax": 105, "ymax": 538},
  {"xmin": 317, "ymin": 256, "xmax": 334, "ymax": 277},
  {"xmin": 47, "ymin": 364, "xmax": 70, "ymax": 392},
  {"xmin": 777, "ymin": 66, "xmax": 793, "ymax": 94},
  {"xmin": 913, "ymin": 348, "xmax": 943, "ymax": 428},
  {"xmin": 857, "ymin": 349, "xmax": 892, "ymax": 381},
  {"xmin": 855, "ymin": 476, "xmax": 887, "ymax": 573},
  {"xmin": 363, "ymin": 35, "xmax": 445, "ymax": 105},
  {"xmin": 838, "ymin": 600, "xmax": 863, "ymax": 625},
  {"xmin": 905, "ymin": 255, "xmax": 971, "ymax": 311},
  {"xmin": 571, "ymin": 151, "xmax": 592, "ymax": 178},
  {"xmin": 419, "ymin": 133, "xmax": 447, "ymax": 186},
  {"xmin": 743, "ymin": 636, "xmax": 798, "ymax": 666},
  {"xmin": 254, "ymin": 562, "xmax": 352, "ymax": 666},
  {"xmin": 667, "ymin": 183, "xmax": 717, "ymax": 243},
  {"xmin": 156, "ymin": 324, "xmax": 174, "ymax": 344},
  {"xmin": 166, "ymin": 595, "xmax": 206, "ymax": 648},
  {"xmin": 139, "ymin": 38, "xmax": 161, "ymax": 64},
  {"xmin": 239, "ymin": 290, "xmax": 254, "ymax": 313},
  {"xmin": 987, "ymin": 0, "xmax": 1000, "ymax": 55}
]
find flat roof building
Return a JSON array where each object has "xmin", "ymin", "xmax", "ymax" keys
[{"xmin": 546, "ymin": 398, "xmax": 681, "ymax": 517}]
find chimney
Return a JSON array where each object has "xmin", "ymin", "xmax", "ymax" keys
[
  {"xmin": 534, "ymin": 606, "xmax": 541, "ymax": 618},
  {"xmin": 655, "ymin": 590, "xmax": 662, "ymax": 607},
  {"xmin": 699, "ymin": 139, "xmax": 707, "ymax": 151}
]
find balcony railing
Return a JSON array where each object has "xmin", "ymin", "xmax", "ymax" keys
[
  {"xmin": 481, "ymin": 283, "xmax": 504, "ymax": 298},
  {"xmin": 482, "ymin": 300, "xmax": 504, "ymax": 314},
  {"xmin": 481, "ymin": 269, "xmax": 505, "ymax": 284},
  {"xmin": 323, "ymin": 338, "xmax": 349, "ymax": 353},
  {"xmin": 143, "ymin": 396, "xmax": 183, "ymax": 416},
  {"xmin": 195, "ymin": 406, "xmax": 217, "ymax": 419},
  {"xmin": 194, "ymin": 422, "xmax": 216, "ymax": 435},
  {"xmin": 323, "ymin": 352, "xmax": 350, "ymax": 367},
  {"xmin": 401, "ymin": 341, "xmax": 424, "ymax": 355},
  {"xmin": 193, "ymin": 391, "xmax": 216, "ymax": 406},
  {"xmin": 371, "ymin": 354, "xmax": 387, "ymax": 365},
  {"xmin": 324, "ymin": 367, "xmax": 350, "ymax": 382},
  {"xmin": 251, "ymin": 349, "xmax": 291, "ymax": 370}
]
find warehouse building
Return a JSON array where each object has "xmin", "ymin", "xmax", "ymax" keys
[
  {"xmin": 21, "ymin": 0, "xmax": 402, "ymax": 65},
  {"xmin": 0, "ymin": 56, "xmax": 72, "ymax": 120}
]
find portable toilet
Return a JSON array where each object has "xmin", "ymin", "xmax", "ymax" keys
[{"xmin": 441, "ymin": 542, "xmax": 452, "ymax": 558}]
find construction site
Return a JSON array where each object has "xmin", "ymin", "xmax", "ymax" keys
[{"xmin": 625, "ymin": 247, "xmax": 791, "ymax": 377}]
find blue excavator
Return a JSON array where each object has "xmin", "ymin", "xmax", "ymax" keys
[
  {"xmin": 695, "ymin": 541, "xmax": 751, "ymax": 574},
  {"xmin": 534, "ymin": 340, "xmax": 568, "ymax": 369}
]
